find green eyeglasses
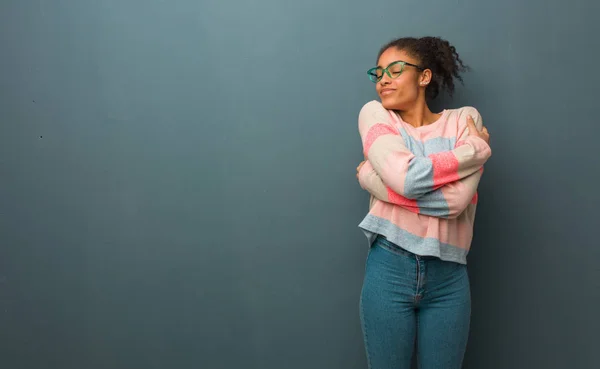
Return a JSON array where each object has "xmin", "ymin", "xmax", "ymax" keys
[{"xmin": 367, "ymin": 60, "xmax": 424, "ymax": 83}]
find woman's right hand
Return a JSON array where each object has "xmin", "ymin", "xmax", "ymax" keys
[
  {"xmin": 356, "ymin": 160, "xmax": 366, "ymax": 179},
  {"xmin": 467, "ymin": 115, "xmax": 490, "ymax": 144}
]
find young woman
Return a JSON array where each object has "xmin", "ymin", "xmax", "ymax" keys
[{"xmin": 356, "ymin": 37, "xmax": 491, "ymax": 369}]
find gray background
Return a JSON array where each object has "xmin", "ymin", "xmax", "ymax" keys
[{"xmin": 1, "ymin": 0, "xmax": 598, "ymax": 368}]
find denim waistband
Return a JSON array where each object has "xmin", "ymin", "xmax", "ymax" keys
[{"xmin": 375, "ymin": 235, "xmax": 439, "ymax": 260}]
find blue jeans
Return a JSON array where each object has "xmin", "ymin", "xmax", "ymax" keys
[{"xmin": 359, "ymin": 236, "xmax": 471, "ymax": 369}]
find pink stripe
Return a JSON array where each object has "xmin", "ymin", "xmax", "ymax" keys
[
  {"xmin": 471, "ymin": 191, "xmax": 478, "ymax": 204},
  {"xmin": 368, "ymin": 202, "xmax": 473, "ymax": 248},
  {"xmin": 429, "ymin": 151, "xmax": 460, "ymax": 188},
  {"xmin": 369, "ymin": 202, "xmax": 427, "ymax": 236},
  {"xmin": 363, "ymin": 123, "xmax": 398, "ymax": 156},
  {"xmin": 387, "ymin": 188, "xmax": 419, "ymax": 214}
]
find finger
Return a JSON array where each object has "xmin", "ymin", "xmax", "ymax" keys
[
  {"xmin": 467, "ymin": 115, "xmax": 478, "ymax": 127},
  {"xmin": 481, "ymin": 130, "xmax": 490, "ymax": 143},
  {"xmin": 466, "ymin": 115, "xmax": 478, "ymax": 133}
]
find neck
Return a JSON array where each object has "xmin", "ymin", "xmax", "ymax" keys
[{"xmin": 398, "ymin": 100, "xmax": 439, "ymax": 128}]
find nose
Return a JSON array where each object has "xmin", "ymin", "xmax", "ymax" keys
[
  {"xmin": 379, "ymin": 75, "xmax": 391, "ymax": 85},
  {"xmin": 379, "ymin": 72, "xmax": 392, "ymax": 85}
]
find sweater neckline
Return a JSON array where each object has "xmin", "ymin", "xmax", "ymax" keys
[{"xmin": 393, "ymin": 109, "xmax": 449, "ymax": 133}]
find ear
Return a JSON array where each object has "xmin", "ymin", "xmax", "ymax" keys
[{"xmin": 419, "ymin": 69, "xmax": 432, "ymax": 86}]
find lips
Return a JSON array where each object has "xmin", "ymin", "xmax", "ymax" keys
[{"xmin": 380, "ymin": 88, "xmax": 395, "ymax": 96}]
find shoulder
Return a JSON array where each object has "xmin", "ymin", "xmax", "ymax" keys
[
  {"xmin": 359, "ymin": 100, "xmax": 388, "ymax": 117},
  {"xmin": 446, "ymin": 106, "xmax": 483, "ymax": 130},
  {"xmin": 358, "ymin": 100, "xmax": 396, "ymax": 129},
  {"xmin": 447, "ymin": 105, "xmax": 482, "ymax": 120}
]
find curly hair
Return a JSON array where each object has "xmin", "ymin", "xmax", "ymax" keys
[{"xmin": 377, "ymin": 36, "xmax": 469, "ymax": 100}]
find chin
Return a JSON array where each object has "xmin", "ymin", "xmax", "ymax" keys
[
  {"xmin": 380, "ymin": 95, "xmax": 412, "ymax": 111},
  {"xmin": 380, "ymin": 96, "xmax": 399, "ymax": 110}
]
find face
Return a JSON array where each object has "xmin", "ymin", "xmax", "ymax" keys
[{"xmin": 373, "ymin": 48, "xmax": 429, "ymax": 110}]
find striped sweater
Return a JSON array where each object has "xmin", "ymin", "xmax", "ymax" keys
[{"xmin": 357, "ymin": 100, "xmax": 492, "ymax": 264}]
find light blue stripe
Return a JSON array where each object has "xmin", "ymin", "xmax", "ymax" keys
[
  {"xmin": 404, "ymin": 156, "xmax": 434, "ymax": 197},
  {"xmin": 398, "ymin": 127, "xmax": 424, "ymax": 155},
  {"xmin": 397, "ymin": 128, "xmax": 456, "ymax": 155},
  {"xmin": 398, "ymin": 128, "xmax": 458, "ymax": 198},
  {"xmin": 422, "ymin": 136, "xmax": 456, "ymax": 155},
  {"xmin": 416, "ymin": 188, "xmax": 450, "ymax": 218},
  {"xmin": 358, "ymin": 214, "xmax": 468, "ymax": 264}
]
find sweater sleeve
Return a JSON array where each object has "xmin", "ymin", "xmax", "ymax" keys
[
  {"xmin": 358, "ymin": 100, "xmax": 491, "ymax": 199},
  {"xmin": 358, "ymin": 160, "xmax": 484, "ymax": 218}
]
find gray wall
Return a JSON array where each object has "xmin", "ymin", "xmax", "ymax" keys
[{"xmin": 1, "ymin": 0, "xmax": 598, "ymax": 368}]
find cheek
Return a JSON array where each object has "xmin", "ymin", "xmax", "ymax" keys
[
  {"xmin": 391, "ymin": 81, "xmax": 417, "ymax": 99},
  {"xmin": 398, "ymin": 84, "xmax": 418, "ymax": 99}
]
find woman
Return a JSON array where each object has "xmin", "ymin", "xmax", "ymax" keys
[{"xmin": 356, "ymin": 36, "xmax": 491, "ymax": 369}]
